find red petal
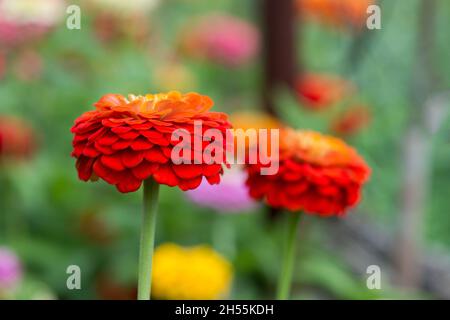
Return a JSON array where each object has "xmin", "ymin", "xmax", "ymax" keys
[
  {"xmin": 141, "ymin": 130, "xmax": 170, "ymax": 146},
  {"xmin": 121, "ymin": 150, "xmax": 144, "ymax": 168},
  {"xmin": 118, "ymin": 130, "xmax": 139, "ymax": 140},
  {"xmin": 72, "ymin": 143, "xmax": 84, "ymax": 157},
  {"xmin": 111, "ymin": 140, "xmax": 132, "ymax": 150},
  {"xmin": 93, "ymin": 160, "xmax": 120, "ymax": 185},
  {"xmin": 318, "ymin": 185, "xmax": 341, "ymax": 197},
  {"xmin": 346, "ymin": 186, "xmax": 360, "ymax": 206},
  {"xmin": 153, "ymin": 165, "xmax": 179, "ymax": 187},
  {"xmin": 131, "ymin": 138, "xmax": 154, "ymax": 151},
  {"xmin": 72, "ymin": 121, "xmax": 101, "ymax": 134},
  {"xmin": 172, "ymin": 164, "xmax": 203, "ymax": 179},
  {"xmin": 154, "ymin": 125, "xmax": 174, "ymax": 133},
  {"xmin": 131, "ymin": 122, "xmax": 153, "ymax": 130},
  {"xmin": 202, "ymin": 164, "xmax": 222, "ymax": 176},
  {"xmin": 73, "ymin": 132, "xmax": 90, "ymax": 143},
  {"xmin": 102, "ymin": 118, "xmax": 124, "ymax": 128},
  {"xmin": 82, "ymin": 145, "xmax": 100, "ymax": 157},
  {"xmin": 132, "ymin": 162, "xmax": 159, "ymax": 180},
  {"xmin": 116, "ymin": 175, "xmax": 142, "ymax": 193},
  {"xmin": 126, "ymin": 119, "xmax": 146, "ymax": 125},
  {"xmin": 76, "ymin": 157, "xmax": 94, "ymax": 181},
  {"xmin": 161, "ymin": 146, "xmax": 172, "ymax": 158},
  {"xmin": 87, "ymin": 127, "xmax": 107, "ymax": 142},
  {"xmin": 178, "ymin": 176, "xmax": 203, "ymax": 191},
  {"xmin": 286, "ymin": 180, "xmax": 309, "ymax": 195},
  {"xmin": 206, "ymin": 174, "xmax": 221, "ymax": 185},
  {"xmin": 140, "ymin": 130, "xmax": 163, "ymax": 140},
  {"xmin": 94, "ymin": 94, "xmax": 126, "ymax": 108},
  {"xmin": 144, "ymin": 148, "xmax": 168, "ymax": 164},
  {"xmin": 150, "ymin": 119, "xmax": 172, "ymax": 126},
  {"xmin": 94, "ymin": 142, "xmax": 115, "ymax": 155},
  {"xmin": 101, "ymin": 155, "xmax": 125, "ymax": 171},
  {"xmin": 111, "ymin": 126, "xmax": 132, "ymax": 134},
  {"xmin": 283, "ymin": 170, "xmax": 303, "ymax": 181},
  {"xmin": 97, "ymin": 134, "xmax": 119, "ymax": 146}
]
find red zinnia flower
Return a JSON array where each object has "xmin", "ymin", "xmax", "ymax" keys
[
  {"xmin": 246, "ymin": 129, "xmax": 370, "ymax": 216},
  {"xmin": 330, "ymin": 105, "xmax": 372, "ymax": 137},
  {"xmin": 295, "ymin": 73, "xmax": 354, "ymax": 110},
  {"xmin": 0, "ymin": 116, "xmax": 36, "ymax": 162},
  {"xmin": 296, "ymin": 0, "xmax": 376, "ymax": 31},
  {"xmin": 71, "ymin": 92, "xmax": 231, "ymax": 193}
]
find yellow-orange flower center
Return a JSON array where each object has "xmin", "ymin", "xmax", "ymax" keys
[
  {"xmin": 94, "ymin": 91, "xmax": 218, "ymax": 121},
  {"xmin": 280, "ymin": 129, "xmax": 366, "ymax": 167}
]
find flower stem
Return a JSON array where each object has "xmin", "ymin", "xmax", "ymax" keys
[
  {"xmin": 276, "ymin": 211, "xmax": 301, "ymax": 300},
  {"xmin": 138, "ymin": 178, "xmax": 160, "ymax": 300}
]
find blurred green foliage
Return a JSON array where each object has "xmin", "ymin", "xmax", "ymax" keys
[{"xmin": 0, "ymin": 0, "xmax": 449, "ymax": 299}]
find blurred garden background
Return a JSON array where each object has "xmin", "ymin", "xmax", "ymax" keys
[{"xmin": 1, "ymin": 0, "xmax": 450, "ymax": 300}]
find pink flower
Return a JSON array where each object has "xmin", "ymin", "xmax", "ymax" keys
[
  {"xmin": 181, "ymin": 14, "xmax": 260, "ymax": 67},
  {"xmin": 185, "ymin": 166, "xmax": 257, "ymax": 213},
  {"xmin": 0, "ymin": 0, "xmax": 65, "ymax": 48},
  {"xmin": 0, "ymin": 247, "xmax": 22, "ymax": 291}
]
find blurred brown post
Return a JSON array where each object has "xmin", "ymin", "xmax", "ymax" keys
[
  {"xmin": 261, "ymin": 0, "xmax": 298, "ymax": 220},
  {"xmin": 262, "ymin": 0, "xmax": 297, "ymax": 116},
  {"xmin": 395, "ymin": 0, "xmax": 439, "ymax": 290}
]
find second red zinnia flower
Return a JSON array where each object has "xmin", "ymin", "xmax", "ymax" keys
[{"xmin": 246, "ymin": 128, "xmax": 371, "ymax": 216}]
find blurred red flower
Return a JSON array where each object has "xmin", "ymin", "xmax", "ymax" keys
[
  {"xmin": 71, "ymin": 92, "xmax": 231, "ymax": 193},
  {"xmin": 331, "ymin": 105, "xmax": 372, "ymax": 137},
  {"xmin": 295, "ymin": 73, "xmax": 354, "ymax": 110},
  {"xmin": 180, "ymin": 14, "xmax": 260, "ymax": 67},
  {"xmin": 0, "ymin": 116, "xmax": 36, "ymax": 162},
  {"xmin": 246, "ymin": 129, "xmax": 370, "ymax": 216},
  {"xmin": 296, "ymin": 0, "xmax": 375, "ymax": 31}
]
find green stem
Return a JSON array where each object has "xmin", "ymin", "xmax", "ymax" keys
[
  {"xmin": 137, "ymin": 178, "xmax": 160, "ymax": 300},
  {"xmin": 276, "ymin": 211, "xmax": 301, "ymax": 300}
]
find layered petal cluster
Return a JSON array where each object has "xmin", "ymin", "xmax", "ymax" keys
[
  {"xmin": 295, "ymin": 73, "xmax": 354, "ymax": 110},
  {"xmin": 71, "ymin": 92, "xmax": 232, "ymax": 193},
  {"xmin": 296, "ymin": 0, "xmax": 376, "ymax": 31},
  {"xmin": 0, "ymin": 116, "xmax": 36, "ymax": 162},
  {"xmin": 152, "ymin": 243, "xmax": 233, "ymax": 300},
  {"xmin": 180, "ymin": 14, "xmax": 260, "ymax": 67},
  {"xmin": 246, "ymin": 129, "xmax": 371, "ymax": 216}
]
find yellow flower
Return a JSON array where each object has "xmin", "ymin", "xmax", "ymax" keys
[{"xmin": 151, "ymin": 243, "xmax": 233, "ymax": 300}]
